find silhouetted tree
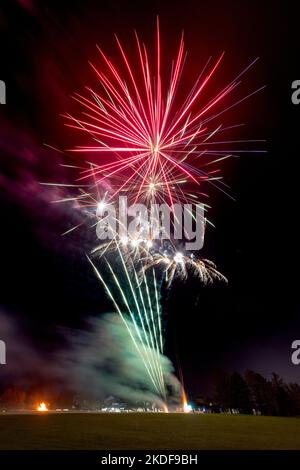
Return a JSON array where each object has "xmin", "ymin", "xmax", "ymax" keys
[
  {"xmin": 271, "ymin": 373, "xmax": 293, "ymax": 416},
  {"xmin": 229, "ymin": 372, "xmax": 252, "ymax": 413},
  {"xmin": 213, "ymin": 369, "xmax": 231, "ymax": 410},
  {"xmin": 245, "ymin": 370, "xmax": 273, "ymax": 415},
  {"xmin": 286, "ymin": 383, "xmax": 300, "ymax": 415}
]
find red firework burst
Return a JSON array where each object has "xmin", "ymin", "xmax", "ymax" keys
[{"xmin": 64, "ymin": 17, "xmax": 264, "ymax": 207}]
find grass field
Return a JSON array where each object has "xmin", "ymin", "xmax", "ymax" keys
[{"xmin": 0, "ymin": 413, "xmax": 299, "ymax": 450}]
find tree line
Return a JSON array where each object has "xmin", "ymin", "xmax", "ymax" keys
[{"xmin": 208, "ymin": 370, "xmax": 300, "ymax": 416}]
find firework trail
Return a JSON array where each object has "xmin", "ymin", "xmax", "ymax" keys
[{"xmin": 87, "ymin": 250, "xmax": 166, "ymax": 402}]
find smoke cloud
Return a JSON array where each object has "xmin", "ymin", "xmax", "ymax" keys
[
  {"xmin": 59, "ymin": 314, "xmax": 182, "ymax": 408},
  {"xmin": 0, "ymin": 311, "xmax": 181, "ymax": 407}
]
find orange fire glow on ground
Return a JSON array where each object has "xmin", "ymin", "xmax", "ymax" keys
[{"xmin": 37, "ymin": 402, "xmax": 48, "ymax": 412}]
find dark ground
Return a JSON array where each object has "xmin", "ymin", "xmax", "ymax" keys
[{"xmin": 0, "ymin": 413, "xmax": 300, "ymax": 450}]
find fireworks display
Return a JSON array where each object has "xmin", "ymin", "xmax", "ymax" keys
[{"xmin": 54, "ymin": 18, "xmax": 264, "ymax": 411}]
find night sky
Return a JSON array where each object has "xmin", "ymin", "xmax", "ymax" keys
[{"xmin": 0, "ymin": 0, "xmax": 299, "ymax": 398}]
